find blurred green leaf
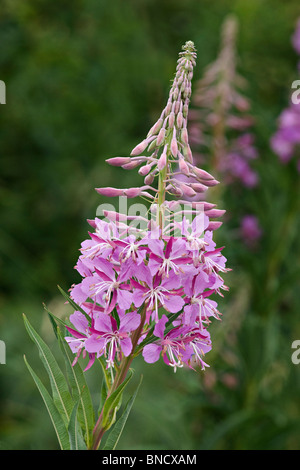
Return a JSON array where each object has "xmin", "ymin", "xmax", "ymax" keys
[
  {"xmin": 68, "ymin": 401, "xmax": 87, "ymax": 451},
  {"xmin": 101, "ymin": 370, "xmax": 134, "ymax": 431},
  {"xmin": 103, "ymin": 375, "xmax": 143, "ymax": 450},
  {"xmin": 23, "ymin": 355, "xmax": 70, "ymax": 450},
  {"xmin": 23, "ymin": 314, "xmax": 74, "ymax": 426}
]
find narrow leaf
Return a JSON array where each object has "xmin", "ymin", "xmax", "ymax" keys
[
  {"xmin": 101, "ymin": 369, "xmax": 134, "ymax": 430},
  {"xmin": 57, "ymin": 285, "xmax": 91, "ymax": 325},
  {"xmin": 43, "ymin": 303, "xmax": 70, "ymax": 337},
  {"xmin": 23, "ymin": 314, "xmax": 74, "ymax": 426},
  {"xmin": 68, "ymin": 401, "xmax": 87, "ymax": 450},
  {"xmin": 98, "ymin": 379, "xmax": 108, "ymax": 415},
  {"xmin": 57, "ymin": 327, "xmax": 95, "ymax": 449},
  {"xmin": 24, "ymin": 355, "xmax": 70, "ymax": 450},
  {"xmin": 98, "ymin": 356, "xmax": 113, "ymax": 390},
  {"xmin": 103, "ymin": 375, "xmax": 143, "ymax": 450}
]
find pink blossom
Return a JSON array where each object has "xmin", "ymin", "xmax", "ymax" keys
[{"xmin": 85, "ymin": 310, "xmax": 140, "ymax": 368}]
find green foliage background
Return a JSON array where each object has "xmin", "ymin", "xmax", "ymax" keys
[{"xmin": 1, "ymin": 0, "xmax": 300, "ymax": 449}]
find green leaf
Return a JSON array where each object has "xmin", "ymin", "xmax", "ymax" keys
[
  {"xmin": 23, "ymin": 355, "xmax": 70, "ymax": 450},
  {"xmin": 43, "ymin": 303, "xmax": 70, "ymax": 338},
  {"xmin": 101, "ymin": 369, "xmax": 134, "ymax": 430},
  {"xmin": 23, "ymin": 314, "xmax": 74, "ymax": 426},
  {"xmin": 98, "ymin": 379, "xmax": 108, "ymax": 415},
  {"xmin": 103, "ymin": 375, "xmax": 143, "ymax": 450},
  {"xmin": 57, "ymin": 285, "xmax": 91, "ymax": 325},
  {"xmin": 56, "ymin": 327, "xmax": 95, "ymax": 449},
  {"xmin": 98, "ymin": 356, "xmax": 113, "ymax": 390},
  {"xmin": 68, "ymin": 401, "xmax": 88, "ymax": 450}
]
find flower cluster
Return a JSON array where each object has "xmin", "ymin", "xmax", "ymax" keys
[
  {"xmin": 187, "ymin": 15, "xmax": 258, "ymax": 189},
  {"xmin": 270, "ymin": 19, "xmax": 300, "ymax": 170},
  {"xmin": 240, "ymin": 214, "xmax": 262, "ymax": 248},
  {"xmin": 65, "ymin": 41, "xmax": 229, "ymax": 374}
]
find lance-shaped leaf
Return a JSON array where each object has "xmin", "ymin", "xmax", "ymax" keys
[
  {"xmin": 68, "ymin": 401, "xmax": 88, "ymax": 450},
  {"xmin": 101, "ymin": 369, "xmax": 134, "ymax": 430},
  {"xmin": 43, "ymin": 303, "xmax": 71, "ymax": 339},
  {"xmin": 23, "ymin": 314, "xmax": 73, "ymax": 426},
  {"xmin": 103, "ymin": 375, "xmax": 143, "ymax": 450},
  {"xmin": 57, "ymin": 285, "xmax": 91, "ymax": 325},
  {"xmin": 23, "ymin": 355, "xmax": 70, "ymax": 450},
  {"xmin": 56, "ymin": 326, "xmax": 95, "ymax": 449}
]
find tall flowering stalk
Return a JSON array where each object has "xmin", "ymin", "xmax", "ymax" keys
[
  {"xmin": 271, "ymin": 18, "xmax": 300, "ymax": 170},
  {"xmin": 24, "ymin": 41, "xmax": 229, "ymax": 451},
  {"xmin": 188, "ymin": 15, "xmax": 258, "ymax": 190}
]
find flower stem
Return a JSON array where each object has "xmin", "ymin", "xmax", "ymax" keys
[{"xmin": 91, "ymin": 305, "xmax": 147, "ymax": 450}]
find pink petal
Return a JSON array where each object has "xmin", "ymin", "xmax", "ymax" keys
[{"xmin": 142, "ymin": 343, "xmax": 162, "ymax": 363}]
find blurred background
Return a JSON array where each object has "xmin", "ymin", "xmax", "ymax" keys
[{"xmin": 1, "ymin": 0, "xmax": 300, "ymax": 450}]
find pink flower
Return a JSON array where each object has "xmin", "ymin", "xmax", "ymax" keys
[
  {"xmin": 240, "ymin": 215, "xmax": 262, "ymax": 247},
  {"xmin": 64, "ymin": 41, "xmax": 229, "ymax": 375},
  {"xmin": 84, "ymin": 310, "xmax": 140, "ymax": 369},
  {"xmin": 143, "ymin": 314, "xmax": 212, "ymax": 371},
  {"xmin": 142, "ymin": 315, "xmax": 191, "ymax": 371},
  {"xmin": 131, "ymin": 267, "xmax": 185, "ymax": 323}
]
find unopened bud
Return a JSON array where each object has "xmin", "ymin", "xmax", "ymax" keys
[
  {"xmin": 179, "ymin": 158, "xmax": 189, "ymax": 175},
  {"xmin": 176, "ymin": 112, "xmax": 183, "ymax": 128},
  {"xmin": 165, "ymin": 100, "xmax": 172, "ymax": 115},
  {"xmin": 201, "ymin": 178, "xmax": 219, "ymax": 187},
  {"xmin": 130, "ymin": 139, "xmax": 149, "ymax": 156},
  {"xmin": 205, "ymin": 209, "xmax": 226, "ymax": 218},
  {"xmin": 106, "ymin": 157, "xmax": 131, "ymax": 167},
  {"xmin": 190, "ymin": 182, "xmax": 208, "ymax": 193},
  {"xmin": 180, "ymin": 183, "xmax": 197, "ymax": 198},
  {"xmin": 122, "ymin": 160, "xmax": 142, "ymax": 170},
  {"xmin": 183, "ymin": 144, "xmax": 193, "ymax": 163},
  {"xmin": 144, "ymin": 173, "xmax": 155, "ymax": 185},
  {"xmin": 183, "ymin": 103, "xmax": 189, "ymax": 117},
  {"xmin": 207, "ymin": 221, "xmax": 223, "ymax": 231},
  {"xmin": 147, "ymin": 138, "xmax": 158, "ymax": 152},
  {"xmin": 138, "ymin": 164, "xmax": 152, "ymax": 176},
  {"xmin": 168, "ymin": 112, "xmax": 175, "ymax": 128},
  {"xmin": 147, "ymin": 118, "xmax": 163, "ymax": 138},
  {"xmin": 123, "ymin": 187, "xmax": 142, "ymax": 198},
  {"xmin": 156, "ymin": 128, "xmax": 166, "ymax": 146},
  {"xmin": 181, "ymin": 127, "xmax": 188, "ymax": 145},
  {"xmin": 96, "ymin": 187, "xmax": 124, "ymax": 197},
  {"xmin": 192, "ymin": 167, "xmax": 215, "ymax": 180},
  {"xmin": 170, "ymin": 128, "xmax": 178, "ymax": 157},
  {"xmin": 157, "ymin": 151, "xmax": 167, "ymax": 171}
]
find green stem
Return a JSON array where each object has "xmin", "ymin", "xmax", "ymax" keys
[
  {"xmin": 157, "ymin": 165, "xmax": 167, "ymax": 231},
  {"xmin": 91, "ymin": 305, "xmax": 147, "ymax": 450}
]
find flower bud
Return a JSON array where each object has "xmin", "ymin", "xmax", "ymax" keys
[
  {"xmin": 190, "ymin": 182, "xmax": 208, "ymax": 193},
  {"xmin": 157, "ymin": 151, "xmax": 167, "ymax": 170},
  {"xmin": 192, "ymin": 167, "xmax": 215, "ymax": 180},
  {"xmin": 144, "ymin": 173, "xmax": 155, "ymax": 185},
  {"xmin": 176, "ymin": 112, "xmax": 183, "ymax": 128},
  {"xmin": 138, "ymin": 164, "xmax": 152, "ymax": 176},
  {"xmin": 205, "ymin": 209, "xmax": 226, "ymax": 218},
  {"xmin": 207, "ymin": 221, "xmax": 223, "ymax": 231},
  {"xmin": 183, "ymin": 144, "xmax": 193, "ymax": 163},
  {"xmin": 147, "ymin": 118, "xmax": 163, "ymax": 138},
  {"xmin": 170, "ymin": 128, "xmax": 178, "ymax": 157},
  {"xmin": 122, "ymin": 160, "xmax": 143, "ymax": 170},
  {"xmin": 156, "ymin": 128, "xmax": 166, "ymax": 146},
  {"xmin": 106, "ymin": 157, "xmax": 131, "ymax": 167},
  {"xmin": 168, "ymin": 112, "xmax": 175, "ymax": 128},
  {"xmin": 180, "ymin": 183, "xmax": 197, "ymax": 198},
  {"xmin": 130, "ymin": 139, "xmax": 149, "ymax": 156},
  {"xmin": 179, "ymin": 158, "xmax": 189, "ymax": 176},
  {"xmin": 123, "ymin": 187, "xmax": 142, "ymax": 198},
  {"xmin": 181, "ymin": 127, "xmax": 189, "ymax": 145},
  {"xmin": 96, "ymin": 187, "xmax": 124, "ymax": 197}
]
